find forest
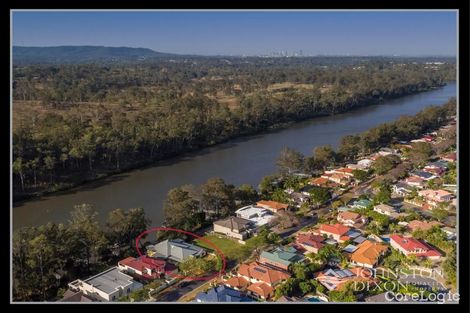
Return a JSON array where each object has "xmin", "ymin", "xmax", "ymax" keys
[{"xmin": 12, "ymin": 57, "xmax": 456, "ymax": 199}]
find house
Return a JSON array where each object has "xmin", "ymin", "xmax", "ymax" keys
[
  {"xmin": 350, "ymin": 199, "xmax": 373, "ymax": 209},
  {"xmin": 319, "ymin": 223, "xmax": 351, "ymax": 242},
  {"xmin": 256, "ymin": 200, "xmax": 289, "ymax": 213},
  {"xmin": 422, "ymin": 167, "xmax": 444, "ymax": 177},
  {"xmin": 237, "ymin": 262, "xmax": 291, "ymax": 286},
  {"xmin": 418, "ymin": 189, "xmax": 453, "ymax": 207},
  {"xmin": 288, "ymin": 192, "xmax": 310, "ymax": 206},
  {"xmin": 411, "ymin": 171, "xmax": 435, "ymax": 181},
  {"xmin": 60, "ymin": 290, "xmax": 94, "ymax": 302},
  {"xmin": 246, "ymin": 282, "xmax": 274, "ymax": 300},
  {"xmin": 235, "ymin": 205, "xmax": 276, "ymax": 228},
  {"xmin": 350, "ymin": 240, "xmax": 389, "ymax": 268},
  {"xmin": 194, "ymin": 286, "xmax": 253, "ymax": 303},
  {"xmin": 337, "ymin": 211, "xmax": 367, "ymax": 228},
  {"xmin": 146, "ymin": 239, "xmax": 206, "ymax": 262},
  {"xmin": 314, "ymin": 267, "xmax": 373, "ymax": 291},
  {"xmin": 259, "ymin": 246, "xmax": 305, "ymax": 271},
  {"xmin": 68, "ymin": 267, "xmax": 143, "ymax": 302},
  {"xmin": 324, "ymin": 173, "xmax": 351, "ymax": 186},
  {"xmin": 390, "ymin": 234, "xmax": 441, "ymax": 260},
  {"xmin": 295, "ymin": 233, "xmax": 325, "ymax": 254},
  {"xmin": 404, "ymin": 176, "xmax": 426, "ymax": 189},
  {"xmin": 379, "ymin": 147, "xmax": 398, "ymax": 155},
  {"xmin": 357, "ymin": 158, "xmax": 374, "ymax": 169},
  {"xmin": 224, "ymin": 276, "xmax": 250, "ymax": 290},
  {"xmin": 331, "ymin": 167, "xmax": 355, "ymax": 177},
  {"xmin": 441, "ymin": 227, "xmax": 457, "ymax": 240},
  {"xmin": 117, "ymin": 256, "xmax": 166, "ymax": 279},
  {"xmin": 213, "ymin": 216, "xmax": 253, "ymax": 240},
  {"xmin": 407, "ymin": 220, "xmax": 442, "ymax": 233},
  {"xmin": 422, "ymin": 135, "xmax": 434, "ymax": 143},
  {"xmin": 373, "ymin": 204, "xmax": 399, "ymax": 216},
  {"xmin": 309, "ymin": 176, "xmax": 340, "ymax": 188},
  {"xmin": 423, "ymin": 162, "xmax": 448, "ymax": 176},
  {"xmin": 393, "ymin": 182, "xmax": 414, "ymax": 196},
  {"xmin": 441, "ymin": 152, "xmax": 456, "ymax": 163}
]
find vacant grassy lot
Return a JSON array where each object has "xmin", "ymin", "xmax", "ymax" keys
[{"xmin": 194, "ymin": 234, "xmax": 269, "ymax": 263}]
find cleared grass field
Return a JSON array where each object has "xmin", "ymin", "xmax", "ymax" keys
[{"xmin": 194, "ymin": 234, "xmax": 268, "ymax": 263}]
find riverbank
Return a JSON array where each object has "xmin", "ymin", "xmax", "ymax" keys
[
  {"xmin": 13, "ymin": 82, "xmax": 448, "ymax": 204},
  {"xmin": 13, "ymin": 82, "xmax": 456, "ymax": 230}
]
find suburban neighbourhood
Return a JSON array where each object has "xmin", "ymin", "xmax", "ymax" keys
[{"xmin": 59, "ymin": 114, "xmax": 458, "ymax": 303}]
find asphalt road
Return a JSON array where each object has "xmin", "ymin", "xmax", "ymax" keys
[{"xmin": 155, "ymin": 279, "xmax": 206, "ymax": 302}]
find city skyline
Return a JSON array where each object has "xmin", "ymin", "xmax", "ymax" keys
[{"xmin": 12, "ymin": 10, "xmax": 457, "ymax": 57}]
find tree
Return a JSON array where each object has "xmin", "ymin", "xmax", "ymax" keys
[
  {"xmin": 234, "ymin": 184, "xmax": 259, "ymax": 205},
  {"xmin": 164, "ymin": 187, "xmax": 202, "ymax": 231},
  {"xmin": 352, "ymin": 169, "xmax": 368, "ymax": 182},
  {"xmin": 291, "ymin": 263, "xmax": 311, "ymax": 281},
  {"xmin": 275, "ymin": 210, "xmax": 300, "ymax": 230},
  {"xmin": 275, "ymin": 278, "xmax": 299, "ymax": 298},
  {"xmin": 13, "ymin": 158, "xmax": 26, "ymax": 192},
  {"xmin": 408, "ymin": 142, "xmax": 433, "ymax": 166},
  {"xmin": 313, "ymin": 145, "xmax": 336, "ymax": 169},
  {"xmin": 372, "ymin": 155, "xmax": 396, "ymax": 175},
  {"xmin": 259, "ymin": 175, "xmax": 280, "ymax": 195},
  {"xmin": 338, "ymin": 135, "xmax": 361, "ymax": 162},
  {"xmin": 67, "ymin": 204, "xmax": 107, "ymax": 272},
  {"xmin": 328, "ymin": 281, "xmax": 358, "ymax": 302},
  {"xmin": 276, "ymin": 147, "xmax": 305, "ymax": 175},
  {"xmin": 373, "ymin": 185, "xmax": 392, "ymax": 204},
  {"xmin": 106, "ymin": 208, "xmax": 151, "ymax": 254},
  {"xmin": 44, "ymin": 155, "xmax": 56, "ymax": 184},
  {"xmin": 200, "ymin": 177, "xmax": 236, "ymax": 219},
  {"xmin": 299, "ymin": 281, "xmax": 312, "ymax": 295},
  {"xmin": 431, "ymin": 208, "xmax": 449, "ymax": 221},
  {"xmin": 271, "ymin": 189, "xmax": 289, "ymax": 203},
  {"xmin": 443, "ymin": 248, "xmax": 456, "ymax": 288},
  {"xmin": 309, "ymin": 187, "xmax": 330, "ymax": 208}
]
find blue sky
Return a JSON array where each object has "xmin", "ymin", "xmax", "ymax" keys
[{"xmin": 12, "ymin": 10, "xmax": 457, "ymax": 56}]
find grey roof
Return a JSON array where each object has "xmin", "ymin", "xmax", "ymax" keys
[
  {"xmin": 214, "ymin": 216, "xmax": 252, "ymax": 231},
  {"xmin": 412, "ymin": 171, "xmax": 434, "ymax": 179},
  {"xmin": 346, "ymin": 230, "xmax": 362, "ymax": 238},
  {"xmin": 395, "ymin": 182, "xmax": 413, "ymax": 190},
  {"xmin": 84, "ymin": 267, "xmax": 139, "ymax": 295},
  {"xmin": 353, "ymin": 236, "xmax": 367, "ymax": 244},
  {"xmin": 342, "ymin": 244, "xmax": 358, "ymax": 253},
  {"xmin": 148, "ymin": 239, "xmax": 205, "ymax": 262}
]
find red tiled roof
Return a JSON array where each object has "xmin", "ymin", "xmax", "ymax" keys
[
  {"xmin": 247, "ymin": 282, "xmax": 273, "ymax": 299},
  {"xmin": 118, "ymin": 256, "xmax": 166, "ymax": 277},
  {"xmin": 390, "ymin": 234, "xmax": 441, "ymax": 257},
  {"xmin": 407, "ymin": 220, "xmax": 442, "ymax": 232},
  {"xmin": 338, "ymin": 211, "xmax": 360, "ymax": 221},
  {"xmin": 224, "ymin": 276, "xmax": 250, "ymax": 289},
  {"xmin": 296, "ymin": 233, "xmax": 325, "ymax": 250},
  {"xmin": 257, "ymin": 200, "xmax": 288, "ymax": 211},
  {"xmin": 319, "ymin": 223, "xmax": 350, "ymax": 236},
  {"xmin": 238, "ymin": 262, "xmax": 290, "ymax": 285}
]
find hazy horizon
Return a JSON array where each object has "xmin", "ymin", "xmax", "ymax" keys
[{"xmin": 12, "ymin": 11, "xmax": 457, "ymax": 57}]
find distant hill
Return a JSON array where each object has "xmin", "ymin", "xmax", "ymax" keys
[{"xmin": 13, "ymin": 46, "xmax": 180, "ymax": 64}]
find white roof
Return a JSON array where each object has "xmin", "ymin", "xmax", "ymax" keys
[{"xmin": 235, "ymin": 205, "xmax": 276, "ymax": 227}]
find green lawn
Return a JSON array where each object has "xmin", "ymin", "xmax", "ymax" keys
[{"xmin": 194, "ymin": 234, "xmax": 268, "ymax": 263}]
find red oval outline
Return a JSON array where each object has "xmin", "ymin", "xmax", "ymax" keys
[{"xmin": 135, "ymin": 227, "xmax": 226, "ymax": 281}]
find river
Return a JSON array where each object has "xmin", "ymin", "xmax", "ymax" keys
[{"xmin": 13, "ymin": 82, "xmax": 456, "ymax": 230}]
